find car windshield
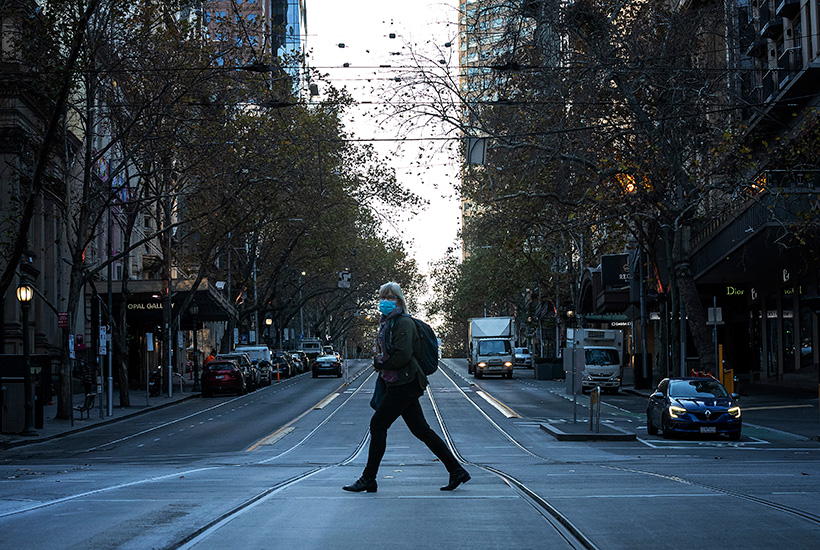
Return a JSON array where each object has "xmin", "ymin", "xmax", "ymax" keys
[
  {"xmin": 669, "ymin": 379, "xmax": 729, "ymax": 398},
  {"xmin": 585, "ymin": 349, "xmax": 620, "ymax": 365},
  {"xmin": 478, "ymin": 340, "xmax": 511, "ymax": 355}
]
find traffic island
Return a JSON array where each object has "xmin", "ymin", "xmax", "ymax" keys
[{"xmin": 540, "ymin": 420, "xmax": 636, "ymax": 441}]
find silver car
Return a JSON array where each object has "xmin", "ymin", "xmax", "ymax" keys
[{"xmin": 514, "ymin": 347, "xmax": 533, "ymax": 368}]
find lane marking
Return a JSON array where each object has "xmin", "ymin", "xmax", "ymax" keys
[
  {"xmin": 252, "ymin": 427, "xmax": 295, "ymax": 448},
  {"xmin": 0, "ymin": 466, "xmax": 221, "ymax": 518},
  {"xmin": 246, "ymin": 368, "xmax": 372, "ymax": 452},
  {"xmin": 314, "ymin": 393, "xmax": 340, "ymax": 410},
  {"xmin": 475, "ymin": 390, "xmax": 521, "ymax": 418},
  {"xmin": 743, "ymin": 404, "xmax": 814, "ymax": 411}
]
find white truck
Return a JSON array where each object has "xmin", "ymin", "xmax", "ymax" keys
[
  {"xmin": 567, "ymin": 328, "xmax": 624, "ymax": 393},
  {"xmin": 468, "ymin": 317, "xmax": 515, "ymax": 379},
  {"xmin": 299, "ymin": 337, "xmax": 323, "ymax": 362}
]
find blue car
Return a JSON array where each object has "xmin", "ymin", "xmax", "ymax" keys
[{"xmin": 646, "ymin": 377, "xmax": 741, "ymax": 440}]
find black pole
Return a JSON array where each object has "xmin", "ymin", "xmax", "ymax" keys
[
  {"xmin": 20, "ymin": 277, "xmax": 37, "ymax": 436},
  {"xmin": 192, "ymin": 307, "xmax": 200, "ymax": 392}
]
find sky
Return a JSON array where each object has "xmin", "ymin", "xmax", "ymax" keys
[{"xmin": 307, "ymin": 1, "xmax": 462, "ymax": 284}]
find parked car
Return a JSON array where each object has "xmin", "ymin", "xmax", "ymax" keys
[
  {"xmin": 289, "ymin": 351, "xmax": 307, "ymax": 374},
  {"xmin": 200, "ymin": 359, "xmax": 246, "ymax": 397},
  {"xmin": 272, "ymin": 351, "xmax": 295, "ymax": 379},
  {"xmin": 514, "ymin": 347, "xmax": 533, "ymax": 368},
  {"xmin": 216, "ymin": 352, "xmax": 260, "ymax": 390},
  {"xmin": 236, "ymin": 345, "xmax": 273, "ymax": 385},
  {"xmin": 312, "ymin": 354, "xmax": 343, "ymax": 378},
  {"xmin": 256, "ymin": 360, "xmax": 273, "ymax": 386},
  {"xmin": 646, "ymin": 377, "xmax": 741, "ymax": 440}
]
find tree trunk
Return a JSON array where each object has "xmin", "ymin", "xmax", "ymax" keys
[{"xmin": 677, "ymin": 267, "xmax": 715, "ymax": 373}]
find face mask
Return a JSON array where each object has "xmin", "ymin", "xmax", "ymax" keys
[{"xmin": 379, "ymin": 299, "xmax": 396, "ymax": 315}]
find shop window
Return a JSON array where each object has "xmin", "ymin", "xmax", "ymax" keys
[{"xmin": 766, "ymin": 293, "xmax": 779, "ymax": 376}]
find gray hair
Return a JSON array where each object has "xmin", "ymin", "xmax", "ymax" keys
[{"xmin": 379, "ymin": 281, "xmax": 408, "ymax": 313}]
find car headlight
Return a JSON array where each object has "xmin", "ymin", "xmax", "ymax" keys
[
  {"xmin": 478, "ymin": 362, "xmax": 486, "ymax": 368},
  {"xmin": 504, "ymin": 361, "xmax": 512, "ymax": 367},
  {"xmin": 668, "ymin": 405, "xmax": 687, "ymax": 418},
  {"xmin": 728, "ymin": 406, "xmax": 741, "ymax": 418}
]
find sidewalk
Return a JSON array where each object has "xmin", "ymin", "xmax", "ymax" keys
[{"xmin": 0, "ymin": 380, "xmax": 198, "ymax": 449}]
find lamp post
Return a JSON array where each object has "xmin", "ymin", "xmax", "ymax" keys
[
  {"xmin": 17, "ymin": 276, "xmax": 37, "ymax": 436},
  {"xmin": 265, "ymin": 316, "xmax": 272, "ymax": 344},
  {"xmin": 190, "ymin": 302, "xmax": 200, "ymax": 392},
  {"xmin": 299, "ymin": 271, "xmax": 306, "ymax": 338}
]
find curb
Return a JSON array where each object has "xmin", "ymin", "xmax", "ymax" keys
[
  {"xmin": 539, "ymin": 421, "xmax": 637, "ymax": 441},
  {"xmin": 0, "ymin": 393, "xmax": 200, "ymax": 450},
  {"xmin": 622, "ymin": 387, "xmax": 652, "ymax": 399}
]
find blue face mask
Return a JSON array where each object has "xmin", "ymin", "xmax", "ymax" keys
[{"xmin": 379, "ymin": 299, "xmax": 396, "ymax": 315}]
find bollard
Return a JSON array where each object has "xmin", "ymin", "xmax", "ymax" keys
[{"xmin": 589, "ymin": 386, "xmax": 601, "ymax": 432}]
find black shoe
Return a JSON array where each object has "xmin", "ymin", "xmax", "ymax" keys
[
  {"xmin": 440, "ymin": 468, "xmax": 471, "ymax": 491},
  {"xmin": 343, "ymin": 476, "xmax": 377, "ymax": 493}
]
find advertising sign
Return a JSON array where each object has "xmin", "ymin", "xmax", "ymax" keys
[{"xmin": 601, "ymin": 254, "xmax": 631, "ymax": 289}]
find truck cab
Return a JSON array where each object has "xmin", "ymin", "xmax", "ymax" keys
[
  {"xmin": 568, "ymin": 329, "xmax": 624, "ymax": 393},
  {"xmin": 299, "ymin": 338, "xmax": 323, "ymax": 362}
]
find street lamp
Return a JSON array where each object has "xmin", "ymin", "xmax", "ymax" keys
[
  {"xmin": 16, "ymin": 276, "xmax": 37, "ymax": 436},
  {"xmin": 190, "ymin": 302, "xmax": 200, "ymax": 392},
  {"xmin": 265, "ymin": 316, "xmax": 272, "ymax": 345}
]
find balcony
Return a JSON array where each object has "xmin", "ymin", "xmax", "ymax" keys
[
  {"xmin": 761, "ymin": 16, "xmax": 784, "ymax": 39},
  {"xmin": 758, "ymin": 2, "xmax": 771, "ymax": 26},
  {"xmin": 762, "ymin": 70, "xmax": 775, "ymax": 101},
  {"xmin": 745, "ymin": 38, "xmax": 768, "ymax": 58},
  {"xmin": 778, "ymin": 47, "xmax": 802, "ymax": 87},
  {"xmin": 691, "ymin": 187, "xmax": 820, "ymax": 281},
  {"xmin": 775, "ymin": 0, "xmax": 801, "ymax": 18}
]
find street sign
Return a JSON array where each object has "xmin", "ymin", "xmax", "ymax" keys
[
  {"xmin": 707, "ymin": 307, "xmax": 724, "ymax": 325},
  {"xmin": 58, "ymin": 312, "xmax": 69, "ymax": 328},
  {"xmin": 99, "ymin": 326, "xmax": 107, "ymax": 355},
  {"xmin": 338, "ymin": 270, "xmax": 351, "ymax": 288}
]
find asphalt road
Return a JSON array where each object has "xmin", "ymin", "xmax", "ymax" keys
[{"xmin": 1, "ymin": 358, "xmax": 818, "ymax": 549}]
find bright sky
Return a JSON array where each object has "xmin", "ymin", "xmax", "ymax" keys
[{"xmin": 308, "ymin": 1, "xmax": 462, "ymax": 282}]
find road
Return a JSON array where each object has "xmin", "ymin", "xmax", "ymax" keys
[{"xmin": 1, "ymin": 359, "xmax": 818, "ymax": 549}]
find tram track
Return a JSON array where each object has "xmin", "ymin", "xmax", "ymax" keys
[
  {"xmin": 434, "ymin": 360, "xmax": 820, "ymax": 535},
  {"xmin": 4, "ymin": 359, "xmax": 817, "ymax": 548},
  {"xmin": 429, "ymin": 365, "xmax": 600, "ymax": 550},
  {"xmin": 0, "ymin": 364, "xmax": 375, "ymax": 525}
]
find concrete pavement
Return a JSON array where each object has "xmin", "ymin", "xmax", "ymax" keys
[{"xmin": 0, "ymin": 379, "xmax": 198, "ymax": 449}]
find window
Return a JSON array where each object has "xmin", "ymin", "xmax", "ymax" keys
[{"xmin": 478, "ymin": 340, "xmax": 511, "ymax": 355}]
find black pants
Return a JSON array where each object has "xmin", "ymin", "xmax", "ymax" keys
[{"xmin": 363, "ymin": 381, "xmax": 460, "ymax": 479}]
